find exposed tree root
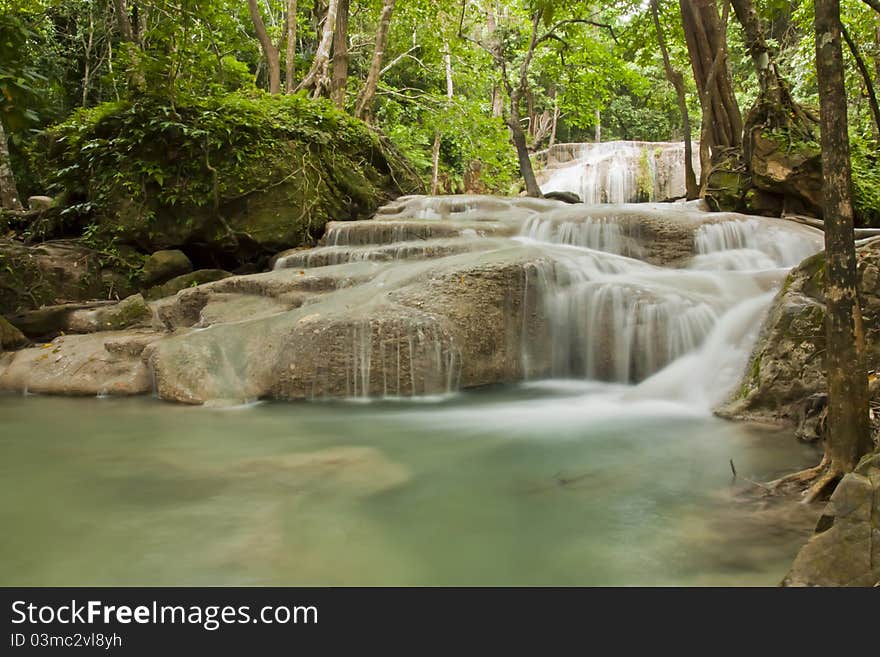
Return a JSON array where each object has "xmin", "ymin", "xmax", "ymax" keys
[{"xmin": 764, "ymin": 454, "xmax": 844, "ymax": 503}]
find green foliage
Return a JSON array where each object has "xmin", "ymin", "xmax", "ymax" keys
[
  {"xmin": 851, "ymin": 137, "xmax": 880, "ymax": 227},
  {"xmin": 37, "ymin": 89, "xmax": 419, "ymax": 251}
]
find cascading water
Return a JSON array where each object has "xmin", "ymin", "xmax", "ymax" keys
[{"xmin": 535, "ymin": 141, "xmax": 701, "ymax": 203}]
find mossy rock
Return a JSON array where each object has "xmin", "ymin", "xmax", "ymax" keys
[
  {"xmin": 142, "ymin": 250, "xmax": 193, "ymax": 286},
  {"xmin": 0, "ymin": 315, "xmax": 27, "ymax": 350},
  {"xmin": 145, "ymin": 269, "xmax": 233, "ymax": 300},
  {"xmin": 41, "ymin": 92, "xmax": 424, "ymax": 266}
]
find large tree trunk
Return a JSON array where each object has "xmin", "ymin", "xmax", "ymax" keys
[
  {"xmin": 354, "ymin": 0, "xmax": 395, "ymax": 122},
  {"xmin": 246, "ymin": 0, "xmax": 281, "ymax": 94},
  {"xmin": 285, "ymin": 0, "xmax": 297, "ymax": 93},
  {"xmin": 679, "ymin": 0, "xmax": 742, "ymax": 155},
  {"xmin": 0, "ymin": 119, "xmax": 22, "ymax": 211},
  {"xmin": 652, "ymin": 0, "xmax": 698, "ymax": 199},
  {"xmin": 813, "ymin": 0, "xmax": 873, "ymax": 495},
  {"xmin": 297, "ymin": 0, "xmax": 339, "ymax": 97},
  {"xmin": 330, "ymin": 0, "xmax": 350, "ymax": 108},
  {"xmin": 731, "ymin": 0, "xmax": 816, "ymax": 157}
]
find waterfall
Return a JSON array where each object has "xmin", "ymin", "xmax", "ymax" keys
[
  {"xmin": 536, "ymin": 141, "xmax": 701, "ymax": 203},
  {"xmin": 294, "ymin": 195, "xmax": 824, "ymax": 404}
]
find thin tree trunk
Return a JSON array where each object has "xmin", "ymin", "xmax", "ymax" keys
[
  {"xmin": 431, "ymin": 41, "xmax": 454, "ymax": 195},
  {"xmin": 509, "ymin": 94, "xmax": 541, "ymax": 197},
  {"xmin": 651, "ymin": 0, "xmax": 698, "ymax": 199},
  {"xmin": 354, "ymin": 0, "xmax": 395, "ymax": 122},
  {"xmin": 296, "ymin": 0, "xmax": 340, "ymax": 97},
  {"xmin": 487, "ymin": 5, "xmax": 503, "ymax": 117},
  {"xmin": 330, "ymin": 0, "xmax": 350, "ymax": 108},
  {"xmin": 0, "ymin": 119, "xmax": 22, "ymax": 211},
  {"xmin": 594, "ymin": 109, "xmax": 601, "ymax": 143},
  {"xmin": 285, "ymin": 0, "xmax": 297, "ymax": 93},
  {"xmin": 246, "ymin": 0, "xmax": 281, "ymax": 94},
  {"xmin": 548, "ymin": 91, "xmax": 559, "ymax": 148},
  {"xmin": 841, "ymin": 23, "xmax": 880, "ymax": 137},
  {"xmin": 814, "ymin": 0, "xmax": 873, "ymax": 487}
]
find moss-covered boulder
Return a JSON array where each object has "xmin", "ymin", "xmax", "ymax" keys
[
  {"xmin": 145, "ymin": 269, "xmax": 233, "ymax": 300},
  {"xmin": 142, "ymin": 250, "xmax": 193, "ymax": 286},
  {"xmin": 719, "ymin": 240, "xmax": 880, "ymax": 423},
  {"xmin": 40, "ymin": 92, "xmax": 423, "ymax": 267}
]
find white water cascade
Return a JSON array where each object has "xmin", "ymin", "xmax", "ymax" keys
[
  {"xmin": 265, "ymin": 194, "xmax": 822, "ymax": 409},
  {"xmin": 535, "ymin": 141, "xmax": 700, "ymax": 203}
]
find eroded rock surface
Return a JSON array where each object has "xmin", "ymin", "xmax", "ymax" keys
[
  {"xmin": 719, "ymin": 239, "xmax": 880, "ymax": 424},
  {"xmin": 783, "ymin": 452, "xmax": 880, "ymax": 587}
]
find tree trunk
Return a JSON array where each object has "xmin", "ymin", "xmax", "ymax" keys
[
  {"xmin": 487, "ymin": 5, "xmax": 503, "ymax": 117},
  {"xmin": 246, "ymin": 0, "xmax": 281, "ymax": 94},
  {"xmin": 285, "ymin": 0, "xmax": 297, "ymax": 93},
  {"xmin": 296, "ymin": 0, "xmax": 339, "ymax": 97},
  {"xmin": 113, "ymin": 0, "xmax": 135, "ymax": 42},
  {"xmin": 330, "ymin": 0, "xmax": 350, "ymax": 108},
  {"xmin": 354, "ymin": 0, "xmax": 395, "ymax": 122},
  {"xmin": 595, "ymin": 109, "xmax": 601, "ymax": 143},
  {"xmin": 651, "ymin": 0, "xmax": 698, "ymax": 199},
  {"xmin": 679, "ymin": 0, "xmax": 742, "ymax": 152},
  {"xmin": 509, "ymin": 92, "xmax": 541, "ymax": 197},
  {"xmin": 431, "ymin": 42, "xmax": 454, "ymax": 195},
  {"xmin": 732, "ymin": 0, "xmax": 815, "ymax": 158},
  {"xmin": 0, "ymin": 119, "xmax": 22, "ymax": 211},
  {"xmin": 814, "ymin": 0, "xmax": 873, "ymax": 486},
  {"xmin": 841, "ymin": 23, "xmax": 880, "ymax": 137}
]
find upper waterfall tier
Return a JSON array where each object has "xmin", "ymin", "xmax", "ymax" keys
[{"xmin": 534, "ymin": 141, "xmax": 701, "ymax": 203}]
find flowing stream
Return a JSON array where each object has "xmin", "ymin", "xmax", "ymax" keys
[{"xmin": 1, "ymin": 143, "xmax": 828, "ymax": 585}]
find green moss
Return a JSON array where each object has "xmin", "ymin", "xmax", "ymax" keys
[{"xmin": 36, "ymin": 90, "xmax": 422, "ymax": 258}]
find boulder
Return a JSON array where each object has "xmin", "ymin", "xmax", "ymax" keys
[
  {"xmin": 0, "ymin": 315, "xmax": 26, "ymax": 350},
  {"xmin": 143, "ymin": 247, "xmax": 550, "ymax": 404},
  {"xmin": 66, "ymin": 294, "xmax": 153, "ymax": 333},
  {"xmin": 144, "ymin": 269, "xmax": 233, "ymax": 300},
  {"xmin": 782, "ymin": 452, "xmax": 880, "ymax": 587},
  {"xmin": 142, "ymin": 250, "xmax": 193, "ymax": 286}
]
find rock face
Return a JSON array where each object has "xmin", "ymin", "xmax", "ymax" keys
[
  {"xmin": 704, "ymin": 132, "xmax": 823, "ymax": 219},
  {"xmin": 0, "ymin": 239, "xmax": 137, "ymax": 315},
  {"xmin": 719, "ymin": 239, "xmax": 880, "ymax": 424},
  {"xmin": 783, "ymin": 452, "xmax": 880, "ymax": 587}
]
